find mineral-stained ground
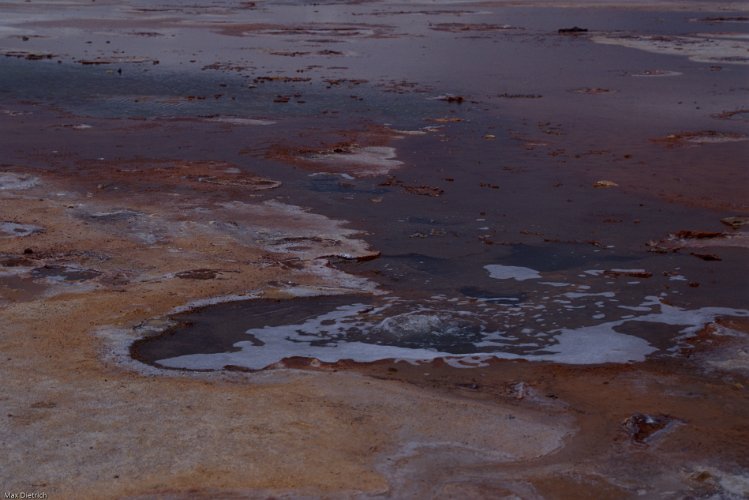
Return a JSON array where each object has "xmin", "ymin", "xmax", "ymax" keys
[{"xmin": 1, "ymin": 0, "xmax": 748, "ymax": 497}]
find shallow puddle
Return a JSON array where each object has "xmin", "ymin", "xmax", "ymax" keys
[{"xmin": 134, "ymin": 265, "xmax": 749, "ymax": 370}]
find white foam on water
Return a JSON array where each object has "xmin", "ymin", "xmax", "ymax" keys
[
  {"xmin": 484, "ymin": 264, "xmax": 541, "ymax": 281},
  {"xmin": 377, "ymin": 312, "xmax": 463, "ymax": 338},
  {"xmin": 157, "ymin": 303, "xmax": 458, "ymax": 370}
]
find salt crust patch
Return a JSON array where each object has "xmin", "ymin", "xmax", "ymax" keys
[
  {"xmin": 681, "ymin": 133, "xmax": 748, "ymax": 144},
  {"xmin": 210, "ymin": 200, "xmax": 379, "ymax": 262},
  {"xmin": 659, "ymin": 231, "xmax": 749, "ymax": 250},
  {"xmin": 592, "ymin": 33, "xmax": 749, "ymax": 65},
  {"xmin": 0, "ymin": 172, "xmax": 39, "ymax": 190},
  {"xmin": 0, "ymin": 222, "xmax": 43, "ymax": 237},
  {"xmin": 305, "ymin": 146, "xmax": 403, "ymax": 176}
]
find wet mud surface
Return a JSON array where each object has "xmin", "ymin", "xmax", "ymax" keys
[{"xmin": 1, "ymin": 0, "xmax": 748, "ymax": 497}]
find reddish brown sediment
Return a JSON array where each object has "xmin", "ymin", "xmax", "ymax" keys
[{"xmin": 72, "ymin": 159, "xmax": 282, "ymax": 192}]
